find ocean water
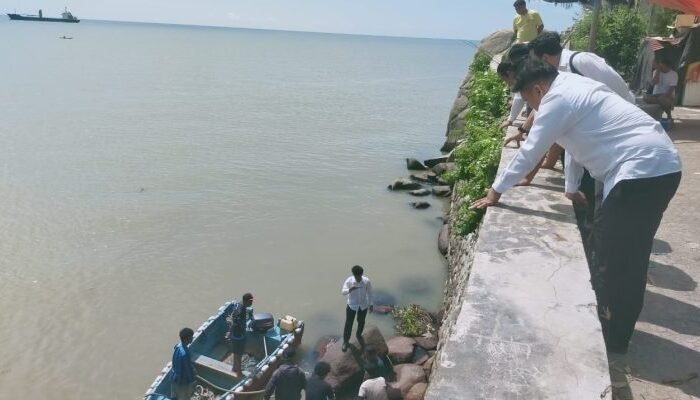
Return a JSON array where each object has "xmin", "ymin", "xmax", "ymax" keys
[{"xmin": 0, "ymin": 19, "xmax": 472, "ymax": 398}]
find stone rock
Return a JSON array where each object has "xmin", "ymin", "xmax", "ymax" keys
[
  {"xmin": 409, "ymin": 189, "xmax": 431, "ymax": 197},
  {"xmin": 313, "ymin": 335, "xmax": 339, "ymax": 360},
  {"xmin": 422, "ymin": 356, "xmax": 435, "ymax": 375},
  {"xmin": 373, "ymin": 305, "xmax": 393, "ymax": 314},
  {"xmin": 410, "ymin": 202, "xmax": 431, "ymax": 210},
  {"xmin": 388, "ymin": 178, "xmax": 422, "ymax": 191},
  {"xmin": 412, "ymin": 346, "xmax": 429, "ymax": 365},
  {"xmin": 320, "ymin": 326, "xmax": 388, "ymax": 390},
  {"xmin": 478, "ymin": 29, "xmax": 515, "ymax": 56},
  {"xmin": 438, "ymin": 224, "xmax": 449, "ymax": 256},
  {"xmin": 406, "ymin": 158, "xmax": 428, "ymax": 171},
  {"xmin": 387, "ymin": 336, "xmax": 416, "ymax": 364},
  {"xmin": 423, "ymin": 156, "xmax": 449, "ymax": 169},
  {"xmin": 414, "ymin": 336, "xmax": 438, "ymax": 351},
  {"xmin": 406, "ymin": 382, "xmax": 428, "ymax": 400},
  {"xmin": 390, "ymin": 364, "xmax": 427, "ymax": 397},
  {"xmin": 432, "ymin": 186, "xmax": 452, "ymax": 197},
  {"xmin": 410, "ymin": 172, "xmax": 438, "ymax": 184},
  {"xmin": 431, "ymin": 162, "xmax": 455, "ymax": 176}
]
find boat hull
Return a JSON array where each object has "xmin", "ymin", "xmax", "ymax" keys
[
  {"xmin": 7, "ymin": 14, "xmax": 79, "ymax": 23},
  {"xmin": 144, "ymin": 302, "xmax": 304, "ymax": 400}
]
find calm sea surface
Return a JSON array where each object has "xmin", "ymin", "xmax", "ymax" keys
[{"xmin": 0, "ymin": 19, "xmax": 472, "ymax": 398}]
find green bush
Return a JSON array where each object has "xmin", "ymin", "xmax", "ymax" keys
[
  {"xmin": 392, "ymin": 304, "xmax": 433, "ymax": 337},
  {"xmin": 568, "ymin": 7, "xmax": 645, "ymax": 81},
  {"xmin": 443, "ymin": 67, "xmax": 508, "ymax": 236},
  {"xmin": 469, "ymin": 51, "xmax": 492, "ymax": 75}
]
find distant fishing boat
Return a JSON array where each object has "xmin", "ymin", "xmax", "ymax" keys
[
  {"xmin": 144, "ymin": 301, "xmax": 304, "ymax": 400},
  {"xmin": 8, "ymin": 8, "xmax": 79, "ymax": 23}
]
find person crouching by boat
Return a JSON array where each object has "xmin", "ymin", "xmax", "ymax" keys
[
  {"xmin": 341, "ymin": 265, "xmax": 374, "ymax": 352},
  {"xmin": 264, "ymin": 348, "xmax": 307, "ymax": 400},
  {"xmin": 226, "ymin": 292, "xmax": 254, "ymax": 378},
  {"xmin": 171, "ymin": 327, "xmax": 197, "ymax": 400}
]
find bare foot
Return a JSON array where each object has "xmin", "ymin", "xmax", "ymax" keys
[{"xmin": 515, "ymin": 179, "xmax": 532, "ymax": 186}]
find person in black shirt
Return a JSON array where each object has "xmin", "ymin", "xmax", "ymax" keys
[
  {"xmin": 226, "ymin": 292, "xmax": 254, "ymax": 377},
  {"xmin": 306, "ymin": 361, "xmax": 335, "ymax": 400},
  {"xmin": 264, "ymin": 348, "xmax": 306, "ymax": 400}
]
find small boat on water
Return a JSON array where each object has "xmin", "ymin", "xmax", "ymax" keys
[
  {"xmin": 8, "ymin": 8, "xmax": 79, "ymax": 23},
  {"xmin": 144, "ymin": 301, "xmax": 304, "ymax": 400}
]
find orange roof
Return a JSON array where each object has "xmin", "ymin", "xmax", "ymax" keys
[{"xmin": 649, "ymin": 0, "xmax": 700, "ymax": 15}]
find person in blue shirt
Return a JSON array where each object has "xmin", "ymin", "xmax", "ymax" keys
[
  {"xmin": 226, "ymin": 292, "xmax": 254, "ymax": 377},
  {"xmin": 171, "ymin": 327, "xmax": 196, "ymax": 400}
]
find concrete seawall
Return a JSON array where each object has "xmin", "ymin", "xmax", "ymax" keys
[{"xmin": 427, "ymin": 144, "xmax": 612, "ymax": 399}]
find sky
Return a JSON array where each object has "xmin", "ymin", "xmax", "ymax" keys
[{"xmin": 1, "ymin": 0, "xmax": 583, "ymax": 39}]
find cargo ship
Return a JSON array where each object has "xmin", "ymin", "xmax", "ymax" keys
[{"xmin": 8, "ymin": 8, "xmax": 79, "ymax": 23}]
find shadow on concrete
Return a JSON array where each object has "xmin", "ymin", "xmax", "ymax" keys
[
  {"xmin": 648, "ymin": 260, "xmax": 697, "ymax": 292},
  {"xmin": 545, "ymin": 176, "xmax": 565, "ymax": 186},
  {"xmin": 652, "ymin": 238, "xmax": 673, "ymax": 255},
  {"xmin": 623, "ymin": 330, "xmax": 700, "ymax": 398},
  {"xmin": 497, "ymin": 203, "xmax": 572, "ymax": 224},
  {"xmin": 640, "ymin": 291, "xmax": 700, "ymax": 336},
  {"xmin": 527, "ymin": 182, "xmax": 563, "ymax": 192}
]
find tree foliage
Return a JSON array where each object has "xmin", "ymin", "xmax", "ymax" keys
[{"xmin": 567, "ymin": 6, "xmax": 646, "ymax": 81}]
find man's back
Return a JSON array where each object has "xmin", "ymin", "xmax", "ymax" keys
[
  {"xmin": 358, "ymin": 377, "xmax": 389, "ymax": 400},
  {"xmin": 560, "ymin": 48, "xmax": 634, "ymax": 103},
  {"xmin": 265, "ymin": 363, "xmax": 306, "ymax": 400}
]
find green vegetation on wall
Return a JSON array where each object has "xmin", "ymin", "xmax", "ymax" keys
[
  {"xmin": 567, "ymin": 7, "xmax": 646, "ymax": 81},
  {"xmin": 444, "ymin": 51, "xmax": 509, "ymax": 236}
]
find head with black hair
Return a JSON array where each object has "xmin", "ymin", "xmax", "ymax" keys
[
  {"xmin": 513, "ymin": 0, "xmax": 527, "ymax": 15},
  {"xmin": 528, "ymin": 31, "xmax": 563, "ymax": 67},
  {"xmin": 512, "ymin": 58, "xmax": 559, "ymax": 111},
  {"xmin": 497, "ymin": 61, "xmax": 515, "ymax": 87},
  {"xmin": 657, "ymin": 57, "xmax": 674, "ymax": 72},
  {"xmin": 351, "ymin": 265, "xmax": 364, "ymax": 281},
  {"xmin": 314, "ymin": 361, "xmax": 331, "ymax": 378},
  {"xmin": 507, "ymin": 43, "xmax": 530, "ymax": 68},
  {"xmin": 179, "ymin": 327, "xmax": 194, "ymax": 345}
]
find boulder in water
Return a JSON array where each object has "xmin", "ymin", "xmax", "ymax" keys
[
  {"xmin": 388, "ymin": 178, "xmax": 422, "ymax": 191},
  {"xmin": 438, "ymin": 224, "xmax": 449, "ymax": 256},
  {"xmin": 389, "ymin": 364, "xmax": 427, "ymax": 397},
  {"xmin": 406, "ymin": 382, "xmax": 428, "ymax": 400},
  {"xmin": 409, "ymin": 189, "xmax": 431, "ymax": 197},
  {"xmin": 320, "ymin": 326, "xmax": 388, "ymax": 391},
  {"xmin": 432, "ymin": 186, "xmax": 452, "ymax": 197},
  {"xmin": 387, "ymin": 336, "xmax": 416, "ymax": 364},
  {"xmin": 406, "ymin": 158, "xmax": 428, "ymax": 171},
  {"xmin": 423, "ymin": 156, "xmax": 449, "ymax": 169},
  {"xmin": 410, "ymin": 202, "xmax": 431, "ymax": 210}
]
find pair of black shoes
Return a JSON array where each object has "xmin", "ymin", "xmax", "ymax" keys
[{"xmin": 341, "ymin": 335, "xmax": 365, "ymax": 353}]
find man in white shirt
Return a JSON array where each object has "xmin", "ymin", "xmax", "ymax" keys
[
  {"xmin": 341, "ymin": 265, "xmax": 373, "ymax": 352},
  {"xmin": 644, "ymin": 58, "xmax": 678, "ymax": 120},
  {"xmin": 471, "ymin": 59, "xmax": 682, "ymax": 354},
  {"xmin": 358, "ymin": 375, "xmax": 389, "ymax": 400}
]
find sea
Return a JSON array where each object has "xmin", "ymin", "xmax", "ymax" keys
[{"xmin": 0, "ymin": 19, "xmax": 473, "ymax": 398}]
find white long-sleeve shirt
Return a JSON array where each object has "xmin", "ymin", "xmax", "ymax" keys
[
  {"xmin": 341, "ymin": 276, "xmax": 373, "ymax": 311},
  {"xmin": 560, "ymin": 48, "xmax": 635, "ymax": 103},
  {"xmin": 492, "ymin": 73, "xmax": 681, "ymax": 199},
  {"xmin": 509, "ymin": 92, "xmax": 526, "ymax": 122}
]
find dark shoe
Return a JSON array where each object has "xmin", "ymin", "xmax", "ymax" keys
[{"xmin": 342, "ymin": 342, "xmax": 349, "ymax": 352}]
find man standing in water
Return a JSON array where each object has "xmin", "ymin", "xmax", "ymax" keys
[
  {"xmin": 171, "ymin": 327, "xmax": 196, "ymax": 400},
  {"xmin": 341, "ymin": 265, "xmax": 373, "ymax": 352},
  {"xmin": 226, "ymin": 292, "xmax": 254, "ymax": 377}
]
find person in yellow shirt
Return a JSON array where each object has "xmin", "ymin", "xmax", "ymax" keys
[{"xmin": 513, "ymin": 0, "xmax": 543, "ymax": 43}]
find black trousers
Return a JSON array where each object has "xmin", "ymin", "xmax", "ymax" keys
[
  {"xmin": 590, "ymin": 172, "xmax": 681, "ymax": 350},
  {"xmin": 343, "ymin": 306, "xmax": 368, "ymax": 344}
]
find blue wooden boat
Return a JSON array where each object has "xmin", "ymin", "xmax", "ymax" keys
[{"xmin": 144, "ymin": 302, "xmax": 304, "ymax": 400}]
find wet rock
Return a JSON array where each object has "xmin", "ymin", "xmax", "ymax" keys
[
  {"xmin": 373, "ymin": 305, "xmax": 393, "ymax": 314},
  {"xmin": 432, "ymin": 186, "xmax": 452, "ymax": 197},
  {"xmin": 415, "ymin": 336, "xmax": 438, "ymax": 351},
  {"xmin": 410, "ymin": 202, "xmax": 431, "ymax": 210},
  {"xmin": 314, "ymin": 335, "xmax": 339, "ymax": 360},
  {"xmin": 387, "ymin": 336, "xmax": 416, "ymax": 364},
  {"xmin": 438, "ymin": 225, "xmax": 449, "ymax": 256},
  {"xmin": 422, "ymin": 356, "xmax": 435, "ymax": 375},
  {"xmin": 320, "ymin": 326, "xmax": 388, "ymax": 390},
  {"xmin": 409, "ymin": 189, "xmax": 431, "ymax": 197},
  {"xmin": 423, "ymin": 156, "xmax": 449, "ymax": 169},
  {"xmin": 390, "ymin": 364, "xmax": 427, "ymax": 397},
  {"xmin": 406, "ymin": 158, "xmax": 428, "ymax": 171},
  {"xmin": 431, "ymin": 162, "xmax": 455, "ymax": 176},
  {"xmin": 388, "ymin": 179, "xmax": 422, "ymax": 191},
  {"xmin": 406, "ymin": 382, "xmax": 428, "ymax": 400},
  {"xmin": 412, "ymin": 346, "xmax": 429, "ymax": 365},
  {"xmin": 410, "ymin": 172, "xmax": 437, "ymax": 184}
]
